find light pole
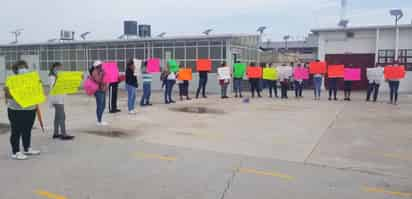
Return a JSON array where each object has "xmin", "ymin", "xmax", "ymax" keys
[
  {"xmin": 256, "ymin": 26, "xmax": 267, "ymax": 65},
  {"xmin": 283, "ymin": 35, "xmax": 290, "ymax": 51},
  {"xmin": 10, "ymin": 29, "xmax": 23, "ymax": 44},
  {"xmin": 80, "ymin": 32, "xmax": 91, "ymax": 40},
  {"xmin": 157, "ymin": 32, "xmax": 166, "ymax": 37},
  {"xmin": 202, "ymin": 29, "xmax": 213, "ymax": 36},
  {"xmin": 390, "ymin": 9, "xmax": 403, "ymax": 61}
]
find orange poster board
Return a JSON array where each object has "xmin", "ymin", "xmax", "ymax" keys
[
  {"xmin": 196, "ymin": 59, "xmax": 212, "ymax": 72},
  {"xmin": 247, "ymin": 66, "xmax": 262, "ymax": 78},
  {"xmin": 178, "ymin": 68, "xmax": 193, "ymax": 80},
  {"xmin": 328, "ymin": 65, "xmax": 345, "ymax": 78},
  {"xmin": 384, "ymin": 65, "xmax": 406, "ymax": 79},
  {"xmin": 309, "ymin": 61, "xmax": 327, "ymax": 74}
]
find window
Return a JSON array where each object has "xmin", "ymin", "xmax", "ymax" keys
[
  {"xmin": 198, "ymin": 47, "xmax": 208, "ymax": 59},
  {"xmin": 126, "ymin": 48, "xmax": 134, "ymax": 60},
  {"xmin": 379, "ymin": 49, "xmax": 412, "ymax": 71},
  {"xmin": 108, "ymin": 48, "xmax": 116, "ymax": 60},
  {"xmin": 175, "ymin": 47, "xmax": 185, "ymax": 59},
  {"xmin": 210, "ymin": 47, "xmax": 222, "ymax": 59},
  {"xmin": 398, "ymin": 49, "xmax": 412, "ymax": 71},
  {"xmin": 186, "ymin": 47, "xmax": 196, "ymax": 59},
  {"xmin": 153, "ymin": 48, "xmax": 162, "ymax": 59}
]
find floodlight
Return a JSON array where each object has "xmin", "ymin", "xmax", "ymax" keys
[
  {"xmin": 203, "ymin": 29, "xmax": 213, "ymax": 35},
  {"xmin": 157, "ymin": 32, "xmax": 166, "ymax": 37}
]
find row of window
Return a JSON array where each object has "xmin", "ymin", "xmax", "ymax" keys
[{"xmin": 378, "ymin": 49, "xmax": 412, "ymax": 70}]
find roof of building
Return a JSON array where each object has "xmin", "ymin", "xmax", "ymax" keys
[
  {"xmin": 0, "ymin": 33, "xmax": 258, "ymax": 48},
  {"xmin": 311, "ymin": 24, "xmax": 412, "ymax": 33}
]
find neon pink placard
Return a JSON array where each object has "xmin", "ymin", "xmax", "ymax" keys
[
  {"xmin": 147, "ymin": 58, "xmax": 161, "ymax": 73},
  {"xmin": 344, "ymin": 68, "xmax": 361, "ymax": 81},
  {"xmin": 103, "ymin": 62, "xmax": 119, "ymax": 83},
  {"xmin": 293, "ymin": 67, "xmax": 309, "ymax": 80}
]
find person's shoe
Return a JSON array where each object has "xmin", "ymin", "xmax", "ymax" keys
[
  {"xmin": 60, "ymin": 135, "xmax": 75, "ymax": 140},
  {"xmin": 97, "ymin": 121, "xmax": 109, "ymax": 126},
  {"xmin": 165, "ymin": 101, "xmax": 170, "ymax": 104},
  {"xmin": 221, "ymin": 96, "xmax": 224, "ymax": 99},
  {"xmin": 146, "ymin": 103, "xmax": 153, "ymax": 106},
  {"xmin": 334, "ymin": 98, "xmax": 338, "ymax": 101},
  {"xmin": 328, "ymin": 97, "xmax": 332, "ymax": 101},
  {"xmin": 180, "ymin": 96, "xmax": 183, "ymax": 101},
  {"xmin": 52, "ymin": 134, "xmax": 61, "ymax": 139},
  {"xmin": 115, "ymin": 109, "xmax": 121, "ymax": 113},
  {"xmin": 186, "ymin": 97, "xmax": 192, "ymax": 100},
  {"xmin": 240, "ymin": 95, "xmax": 243, "ymax": 98},
  {"xmin": 170, "ymin": 100, "xmax": 176, "ymax": 103},
  {"xmin": 109, "ymin": 110, "xmax": 117, "ymax": 114},
  {"xmin": 11, "ymin": 152, "xmax": 27, "ymax": 160},
  {"xmin": 258, "ymin": 95, "xmax": 262, "ymax": 98},
  {"xmin": 235, "ymin": 95, "xmax": 238, "ymax": 98},
  {"xmin": 202, "ymin": 96, "xmax": 208, "ymax": 98},
  {"xmin": 128, "ymin": 110, "xmax": 137, "ymax": 115},
  {"xmin": 24, "ymin": 148, "xmax": 40, "ymax": 156}
]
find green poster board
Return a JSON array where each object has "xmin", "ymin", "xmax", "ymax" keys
[
  {"xmin": 233, "ymin": 63, "xmax": 246, "ymax": 78},
  {"xmin": 168, "ymin": 59, "xmax": 179, "ymax": 72}
]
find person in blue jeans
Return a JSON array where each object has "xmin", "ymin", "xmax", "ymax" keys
[
  {"xmin": 125, "ymin": 59, "xmax": 138, "ymax": 114},
  {"xmin": 140, "ymin": 63, "xmax": 153, "ymax": 106},
  {"xmin": 387, "ymin": 63, "xmax": 402, "ymax": 105},
  {"xmin": 196, "ymin": 71, "xmax": 208, "ymax": 98},
  {"xmin": 162, "ymin": 66, "xmax": 176, "ymax": 104},
  {"xmin": 328, "ymin": 77, "xmax": 339, "ymax": 101},
  {"xmin": 313, "ymin": 74, "xmax": 323, "ymax": 100},
  {"xmin": 89, "ymin": 60, "xmax": 108, "ymax": 125}
]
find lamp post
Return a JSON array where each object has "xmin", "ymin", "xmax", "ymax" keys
[
  {"xmin": 390, "ymin": 9, "xmax": 403, "ymax": 61},
  {"xmin": 256, "ymin": 26, "xmax": 267, "ymax": 65},
  {"xmin": 80, "ymin": 32, "xmax": 91, "ymax": 40},
  {"xmin": 283, "ymin": 35, "xmax": 291, "ymax": 51}
]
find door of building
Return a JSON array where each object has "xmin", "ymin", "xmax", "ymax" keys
[{"xmin": 325, "ymin": 53, "xmax": 375, "ymax": 90}]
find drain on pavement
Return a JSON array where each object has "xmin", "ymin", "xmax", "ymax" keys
[
  {"xmin": 83, "ymin": 129, "xmax": 131, "ymax": 138},
  {"xmin": 170, "ymin": 107, "xmax": 224, "ymax": 114}
]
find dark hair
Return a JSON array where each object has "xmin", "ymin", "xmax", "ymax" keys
[
  {"xmin": 49, "ymin": 62, "xmax": 62, "ymax": 76},
  {"xmin": 127, "ymin": 58, "xmax": 134, "ymax": 68},
  {"xmin": 12, "ymin": 60, "xmax": 28, "ymax": 74},
  {"xmin": 250, "ymin": 62, "xmax": 256, "ymax": 66},
  {"xmin": 221, "ymin": 61, "xmax": 227, "ymax": 67}
]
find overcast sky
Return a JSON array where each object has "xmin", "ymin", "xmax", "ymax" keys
[{"xmin": 1, "ymin": 0, "xmax": 411, "ymax": 44}]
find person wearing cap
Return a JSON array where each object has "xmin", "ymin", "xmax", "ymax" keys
[{"xmin": 89, "ymin": 60, "xmax": 108, "ymax": 125}]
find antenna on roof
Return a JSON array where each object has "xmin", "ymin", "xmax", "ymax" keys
[
  {"xmin": 203, "ymin": 29, "xmax": 213, "ymax": 35},
  {"xmin": 10, "ymin": 29, "xmax": 24, "ymax": 44},
  {"xmin": 157, "ymin": 32, "xmax": 166, "ymax": 37},
  {"xmin": 80, "ymin": 32, "xmax": 91, "ymax": 40}
]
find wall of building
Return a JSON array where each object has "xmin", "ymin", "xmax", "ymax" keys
[{"xmin": 317, "ymin": 27, "xmax": 412, "ymax": 93}]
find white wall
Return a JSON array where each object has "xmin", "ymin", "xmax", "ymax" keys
[
  {"xmin": 317, "ymin": 27, "xmax": 412, "ymax": 93},
  {"xmin": 0, "ymin": 56, "xmax": 5, "ymax": 84}
]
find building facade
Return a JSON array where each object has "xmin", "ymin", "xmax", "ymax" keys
[
  {"xmin": 0, "ymin": 34, "xmax": 259, "ymax": 92},
  {"xmin": 312, "ymin": 24, "xmax": 412, "ymax": 92}
]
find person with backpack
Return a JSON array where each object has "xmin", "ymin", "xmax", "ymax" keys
[
  {"xmin": 4, "ymin": 60, "xmax": 41, "ymax": 160},
  {"xmin": 48, "ymin": 62, "xmax": 75, "ymax": 140},
  {"xmin": 89, "ymin": 60, "xmax": 108, "ymax": 125}
]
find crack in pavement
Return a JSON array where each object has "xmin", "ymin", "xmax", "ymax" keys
[{"xmin": 219, "ymin": 160, "xmax": 243, "ymax": 199}]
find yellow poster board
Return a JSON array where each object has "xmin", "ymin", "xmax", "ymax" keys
[
  {"xmin": 6, "ymin": 72, "xmax": 46, "ymax": 108},
  {"xmin": 263, "ymin": 68, "xmax": 278, "ymax": 80},
  {"xmin": 50, "ymin": 71, "xmax": 83, "ymax": 95}
]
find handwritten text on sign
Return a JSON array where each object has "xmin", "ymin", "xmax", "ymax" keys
[
  {"xmin": 6, "ymin": 71, "xmax": 46, "ymax": 108},
  {"xmin": 50, "ymin": 72, "xmax": 83, "ymax": 95}
]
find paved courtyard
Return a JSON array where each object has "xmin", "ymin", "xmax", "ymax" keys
[{"xmin": 0, "ymin": 90, "xmax": 411, "ymax": 199}]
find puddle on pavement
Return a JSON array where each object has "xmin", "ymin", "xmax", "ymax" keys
[
  {"xmin": 0, "ymin": 123, "xmax": 10, "ymax": 134},
  {"xmin": 82, "ymin": 129, "xmax": 132, "ymax": 138},
  {"xmin": 170, "ymin": 107, "xmax": 225, "ymax": 114}
]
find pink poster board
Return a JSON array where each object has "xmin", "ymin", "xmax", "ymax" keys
[
  {"xmin": 344, "ymin": 68, "xmax": 361, "ymax": 81},
  {"xmin": 147, "ymin": 58, "xmax": 161, "ymax": 73},
  {"xmin": 103, "ymin": 62, "xmax": 119, "ymax": 83},
  {"xmin": 293, "ymin": 67, "xmax": 309, "ymax": 80}
]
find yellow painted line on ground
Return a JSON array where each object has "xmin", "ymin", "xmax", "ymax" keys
[
  {"xmin": 135, "ymin": 152, "xmax": 177, "ymax": 161},
  {"xmin": 238, "ymin": 168, "xmax": 294, "ymax": 181},
  {"xmin": 363, "ymin": 187, "xmax": 412, "ymax": 197},
  {"xmin": 35, "ymin": 190, "xmax": 67, "ymax": 199},
  {"xmin": 383, "ymin": 153, "xmax": 412, "ymax": 161}
]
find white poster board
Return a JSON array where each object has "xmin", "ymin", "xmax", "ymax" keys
[
  {"xmin": 277, "ymin": 66, "xmax": 292, "ymax": 80},
  {"xmin": 367, "ymin": 67, "xmax": 384, "ymax": 82},
  {"xmin": 217, "ymin": 67, "xmax": 231, "ymax": 80}
]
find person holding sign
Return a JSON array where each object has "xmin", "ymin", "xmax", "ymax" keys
[
  {"xmin": 366, "ymin": 64, "xmax": 384, "ymax": 102},
  {"xmin": 125, "ymin": 59, "xmax": 138, "ymax": 114},
  {"xmin": 140, "ymin": 61, "xmax": 153, "ymax": 107},
  {"xmin": 310, "ymin": 60, "xmax": 326, "ymax": 100},
  {"xmin": 247, "ymin": 63, "xmax": 262, "ymax": 98},
  {"xmin": 89, "ymin": 60, "xmax": 108, "ymax": 125},
  {"xmin": 327, "ymin": 65, "xmax": 344, "ymax": 101},
  {"xmin": 195, "ymin": 70, "xmax": 209, "ymax": 99},
  {"xmin": 233, "ymin": 62, "xmax": 246, "ymax": 98},
  {"xmin": 294, "ymin": 63, "xmax": 305, "ymax": 98},
  {"xmin": 263, "ymin": 63, "xmax": 278, "ymax": 98},
  {"xmin": 4, "ymin": 60, "xmax": 41, "ymax": 160},
  {"xmin": 163, "ymin": 64, "xmax": 177, "ymax": 104},
  {"xmin": 217, "ymin": 62, "xmax": 231, "ymax": 99},
  {"xmin": 278, "ymin": 63, "xmax": 292, "ymax": 99},
  {"xmin": 177, "ymin": 67, "xmax": 192, "ymax": 101},
  {"xmin": 48, "ymin": 62, "xmax": 75, "ymax": 140},
  {"xmin": 386, "ymin": 62, "xmax": 404, "ymax": 105}
]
